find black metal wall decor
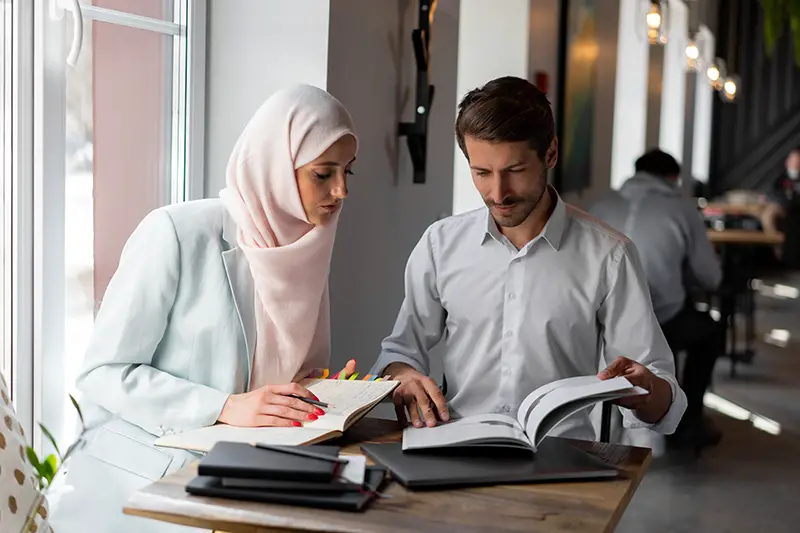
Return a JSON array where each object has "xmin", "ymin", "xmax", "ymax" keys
[{"xmin": 398, "ymin": 0, "xmax": 436, "ymax": 184}]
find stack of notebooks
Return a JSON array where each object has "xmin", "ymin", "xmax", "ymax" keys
[{"xmin": 186, "ymin": 442, "xmax": 387, "ymax": 511}]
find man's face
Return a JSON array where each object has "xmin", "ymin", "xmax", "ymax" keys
[
  {"xmin": 786, "ymin": 150, "xmax": 800, "ymax": 172},
  {"xmin": 465, "ymin": 136, "xmax": 558, "ymax": 228}
]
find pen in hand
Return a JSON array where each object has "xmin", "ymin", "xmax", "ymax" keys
[{"xmin": 288, "ymin": 394, "xmax": 332, "ymax": 409}]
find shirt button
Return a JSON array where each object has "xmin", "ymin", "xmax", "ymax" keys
[
  {"xmin": 508, "ymin": 293, "xmax": 516, "ymax": 300},
  {"xmin": 504, "ymin": 330, "xmax": 512, "ymax": 338}
]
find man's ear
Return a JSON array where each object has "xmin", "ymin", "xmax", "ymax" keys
[{"xmin": 545, "ymin": 137, "xmax": 559, "ymax": 169}]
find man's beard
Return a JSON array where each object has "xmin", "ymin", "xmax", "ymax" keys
[{"xmin": 485, "ymin": 175, "xmax": 548, "ymax": 228}]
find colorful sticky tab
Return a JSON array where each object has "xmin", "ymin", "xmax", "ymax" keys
[
  {"xmin": 347, "ymin": 372, "xmax": 360, "ymax": 380},
  {"xmin": 321, "ymin": 368, "xmax": 330, "ymax": 379},
  {"xmin": 338, "ymin": 370, "xmax": 347, "ymax": 380}
]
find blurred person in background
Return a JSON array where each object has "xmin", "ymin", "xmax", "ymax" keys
[{"xmin": 590, "ymin": 149, "xmax": 724, "ymax": 451}]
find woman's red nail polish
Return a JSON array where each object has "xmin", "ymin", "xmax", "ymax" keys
[
  {"xmin": 307, "ymin": 413, "xmax": 318, "ymax": 421},
  {"xmin": 292, "ymin": 421, "xmax": 302, "ymax": 427},
  {"xmin": 314, "ymin": 408, "xmax": 324, "ymax": 416}
]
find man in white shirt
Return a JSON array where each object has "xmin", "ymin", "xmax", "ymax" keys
[
  {"xmin": 371, "ymin": 76, "xmax": 686, "ymax": 442},
  {"xmin": 590, "ymin": 150, "xmax": 723, "ymax": 450}
]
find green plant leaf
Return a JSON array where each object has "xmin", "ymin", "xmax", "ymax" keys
[
  {"xmin": 762, "ymin": 0, "xmax": 785, "ymax": 56},
  {"xmin": 69, "ymin": 394, "xmax": 85, "ymax": 430},
  {"xmin": 38, "ymin": 423, "xmax": 62, "ymax": 461},
  {"xmin": 25, "ymin": 447, "xmax": 48, "ymax": 489},
  {"xmin": 789, "ymin": 0, "xmax": 800, "ymax": 66},
  {"xmin": 43, "ymin": 454, "xmax": 58, "ymax": 485}
]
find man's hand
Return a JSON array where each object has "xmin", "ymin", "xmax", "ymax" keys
[
  {"xmin": 384, "ymin": 362, "xmax": 449, "ymax": 428},
  {"xmin": 598, "ymin": 356, "xmax": 672, "ymax": 424}
]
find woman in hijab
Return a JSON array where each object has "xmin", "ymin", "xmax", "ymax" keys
[{"xmin": 50, "ymin": 85, "xmax": 359, "ymax": 532}]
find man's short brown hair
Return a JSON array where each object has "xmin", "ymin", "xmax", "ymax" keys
[{"xmin": 455, "ymin": 76, "xmax": 555, "ymax": 161}]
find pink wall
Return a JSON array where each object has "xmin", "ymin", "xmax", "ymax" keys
[{"xmin": 93, "ymin": 0, "xmax": 169, "ymax": 302}]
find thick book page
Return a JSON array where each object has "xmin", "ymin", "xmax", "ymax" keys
[
  {"xmin": 515, "ymin": 375, "xmax": 604, "ymax": 428},
  {"xmin": 300, "ymin": 379, "xmax": 399, "ymax": 432},
  {"xmin": 402, "ymin": 413, "xmax": 532, "ymax": 451},
  {"xmin": 518, "ymin": 376, "xmax": 648, "ymax": 451},
  {"xmin": 154, "ymin": 425, "xmax": 335, "ymax": 453}
]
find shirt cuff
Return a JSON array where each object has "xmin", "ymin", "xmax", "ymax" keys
[
  {"xmin": 369, "ymin": 352, "xmax": 428, "ymax": 378},
  {"xmin": 620, "ymin": 368, "xmax": 687, "ymax": 435}
]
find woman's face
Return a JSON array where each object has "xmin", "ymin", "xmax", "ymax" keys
[{"xmin": 295, "ymin": 134, "xmax": 357, "ymax": 225}]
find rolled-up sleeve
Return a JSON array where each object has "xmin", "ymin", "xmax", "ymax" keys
[
  {"xmin": 598, "ymin": 241, "xmax": 687, "ymax": 434},
  {"xmin": 370, "ymin": 228, "xmax": 446, "ymax": 377}
]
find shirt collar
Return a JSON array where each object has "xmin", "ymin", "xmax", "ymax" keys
[{"xmin": 481, "ymin": 186, "xmax": 566, "ymax": 251}]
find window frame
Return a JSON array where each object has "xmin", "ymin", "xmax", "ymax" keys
[{"xmin": 7, "ymin": 0, "xmax": 207, "ymax": 449}]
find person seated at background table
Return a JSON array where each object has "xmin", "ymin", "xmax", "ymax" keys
[
  {"xmin": 51, "ymin": 85, "xmax": 359, "ymax": 533},
  {"xmin": 757, "ymin": 146, "xmax": 800, "ymax": 235},
  {"xmin": 589, "ymin": 149, "xmax": 723, "ymax": 450},
  {"xmin": 370, "ymin": 76, "xmax": 686, "ymax": 442}
]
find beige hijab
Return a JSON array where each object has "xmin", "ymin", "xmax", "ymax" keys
[{"xmin": 219, "ymin": 85, "xmax": 357, "ymax": 388}]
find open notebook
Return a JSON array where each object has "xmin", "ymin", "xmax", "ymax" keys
[
  {"xmin": 156, "ymin": 378, "xmax": 399, "ymax": 453},
  {"xmin": 402, "ymin": 375, "xmax": 647, "ymax": 453}
]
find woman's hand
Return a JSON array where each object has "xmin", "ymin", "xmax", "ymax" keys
[{"xmin": 218, "ymin": 383, "xmax": 326, "ymax": 427}]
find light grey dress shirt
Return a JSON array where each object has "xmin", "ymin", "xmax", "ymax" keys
[
  {"xmin": 372, "ymin": 189, "xmax": 686, "ymax": 440},
  {"xmin": 589, "ymin": 173, "xmax": 722, "ymax": 323}
]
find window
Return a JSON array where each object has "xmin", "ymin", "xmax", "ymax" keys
[
  {"xmin": 1, "ymin": 0, "xmax": 11, "ymax": 383},
  {"xmin": 62, "ymin": 3, "xmax": 190, "ymax": 443},
  {"xmin": 2, "ymin": 0, "xmax": 205, "ymax": 449}
]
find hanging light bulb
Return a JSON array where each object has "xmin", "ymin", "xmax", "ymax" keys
[
  {"xmin": 686, "ymin": 40, "xmax": 700, "ymax": 70},
  {"xmin": 640, "ymin": 0, "xmax": 669, "ymax": 45},
  {"xmin": 646, "ymin": 3, "xmax": 662, "ymax": 31},
  {"xmin": 706, "ymin": 58, "xmax": 726, "ymax": 91},
  {"xmin": 720, "ymin": 74, "xmax": 740, "ymax": 103}
]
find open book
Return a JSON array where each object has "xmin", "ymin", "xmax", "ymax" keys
[
  {"xmin": 156, "ymin": 378, "xmax": 399, "ymax": 453},
  {"xmin": 402, "ymin": 376, "xmax": 647, "ymax": 453}
]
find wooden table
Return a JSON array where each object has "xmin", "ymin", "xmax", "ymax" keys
[
  {"xmin": 703, "ymin": 202, "xmax": 767, "ymax": 218},
  {"xmin": 124, "ymin": 418, "xmax": 652, "ymax": 533},
  {"xmin": 705, "ymin": 229, "xmax": 784, "ymax": 376},
  {"xmin": 707, "ymin": 228, "xmax": 785, "ymax": 245}
]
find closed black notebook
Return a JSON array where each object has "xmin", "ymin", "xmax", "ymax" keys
[
  {"xmin": 198, "ymin": 442, "xmax": 341, "ymax": 482},
  {"xmin": 361, "ymin": 437, "xmax": 618, "ymax": 490},
  {"xmin": 220, "ymin": 477, "xmax": 361, "ymax": 493},
  {"xmin": 186, "ymin": 466, "xmax": 387, "ymax": 512}
]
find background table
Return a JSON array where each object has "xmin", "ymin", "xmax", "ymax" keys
[
  {"xmin": 124, "ymin": 418, "xmax": 652, "ymax": 533},
  {"xmin": 706, "ymin": 229, "xmax": 784, "ymax": 376}
]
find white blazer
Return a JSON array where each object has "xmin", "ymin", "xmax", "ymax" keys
[{"xmin": 51, "ymin": 199, "xmax": 257, "ymax": 533}]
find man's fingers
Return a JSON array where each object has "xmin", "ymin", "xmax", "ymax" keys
[
  {"xmin": 420, "ymin": 378, "xmax": 449, "ymax": 421},
  {"xmin": 393, "ymin": 394, "xmax": 409, "ymax": 427},
  {"xmin": 406, "ymin": 395, "xmax": 423, "ymax": 428},
  {"xmin": 406, "ymin": 382, "xmax": 437, "ymax": 427},
  {"xmin": 599, "ymin": 356, "xmax": 632, "ymax": 379}
]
